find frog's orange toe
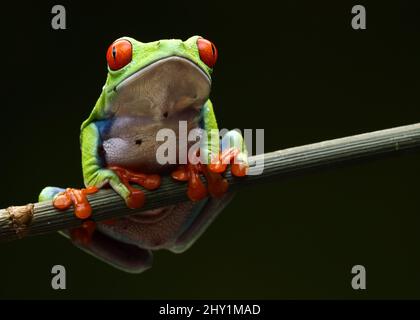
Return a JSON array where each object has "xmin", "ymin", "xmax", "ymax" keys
[
  {"xmin": 85, "ymin": 186, "xmax": 99, "ymax": 194},
  {"xmin": 172, "ymin": 148, "xmax": 247, "ymax": 202},
  {"xmin": 172, "ymin": 163, "xmax": 230, "ymax": 201},
  {"xmin": 231, "ymin": 162, "xmax": 249, "ymax": 177},
  {"xmin": 207, "ymin": 161, "xmax": 226, "ymax": 173},
  {"xmin": 53, "ymin": 192, "xmax": 72, "ymax": 210},
  {"xmin": 126, "ymin": 188, "xmax": 145, "ymax": 209},
  {"xmin": 208, "ymin": 148, "xmax": 245, "ymax": 176},
  {"xmin": 70, "ymin": 220, "xmax": 96, "ymax": 246},
  {"xmin": 187, "ymin": 169, "xmax": 208, "ymax": 201},
  {"xmin": 171, "ymin": 166, "xmax": 190, "ymax": 181},
  {"xmin": 142, "ymin": 174, "xmax": 161, "ymax": 190},
  {"xmin": 108, "ymin": 165, "xmax": 161, "ymax": 209},
  {"xmin": 203, "ymin": 167, "xmax": 229, "ymax": 198},
  {"xmin": 171, "ymin": 164, "xmax": 208, "ymax": 201}
]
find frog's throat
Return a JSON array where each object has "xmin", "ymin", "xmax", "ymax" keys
[
  {"xmin": 115, "ymin": 56, "xmax": 211, "ymax": 91},
  {"xmin": 109, "ymin": 56, "xmax": 211, "ymax": 118}
]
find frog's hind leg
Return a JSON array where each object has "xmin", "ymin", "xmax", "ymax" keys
[
  {"xmin": 60, "ymin": 229, "xmax": 153, "ymax": 274},
  {"xmin": 169, "ymin": 192, "xmax": 236, "ymax": 253},
  {"xmin": 39, "ymin": 187, "xmax": 153, "ymax": 273}
]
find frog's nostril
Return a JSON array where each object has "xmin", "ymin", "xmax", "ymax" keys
[
  {"xmin": 163, "ymin": 112, "xmax": 169, "ymax": 118},
  {"xmin": 135, "ymin": 139, "xmax": 143, "ymax": 145}
]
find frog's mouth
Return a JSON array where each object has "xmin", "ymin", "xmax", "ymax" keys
[{"xmin": 110, "ymin": 56, "xmax": 211, "ymax": 119}]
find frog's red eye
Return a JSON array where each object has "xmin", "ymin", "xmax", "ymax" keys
[
  {"xmin": 197, "ymin": 38, "xmax": 217, "ymax": 68},
  {"xmin": 106, "ymin": 39, "xmax": 132, "ymax": 70}
]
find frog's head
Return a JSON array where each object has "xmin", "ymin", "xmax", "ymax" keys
[{"xmin": 100, "ymin": 36, "xmax": 217, "ymax": 119}]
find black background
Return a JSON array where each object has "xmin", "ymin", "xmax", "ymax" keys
[{"xmin": 1, "ymin": 0, "xmax": 420, "ymax": 299}]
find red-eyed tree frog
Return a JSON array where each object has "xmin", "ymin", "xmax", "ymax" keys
[{"xmin": 39, "ymin": 36, "xmax": 248, "ymax": 273}]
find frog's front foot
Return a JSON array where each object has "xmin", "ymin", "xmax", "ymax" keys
[
  {"xmin": 50, "ymin": 168, "xmax": 160, "ymax": 244},
  {"xmin": 171, "ymin": 163, "xmax": 214, "ymax": 201},
  {"xmin": 53, "ymin": 186, "xmax": 99, "ymax": 219},
  {"xmin": 51, "ymin": 186, "xmax": 98, "ymax": 245},
  {"xmin": 107, "ymin": 166, "xmax": 161, "ymax": 209},
  {"xmin": 207, "ymin": 147, "xmax": 249, "ymax": 177},
  {"xmin": 172, "ymin": 131, "xmax": 249, "ymax": 201},
  {"xmin": 52, "ymin": 168, "xmax": 161, "ymax": 216}
]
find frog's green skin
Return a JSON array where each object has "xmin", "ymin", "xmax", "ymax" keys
[
  {"xmin": 39, "ymin": 36, "xmax": 247, "ymax": 273},
  {"xmin": 80, "ymin": 36, "xmax": 222, "ymax": 200}
]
